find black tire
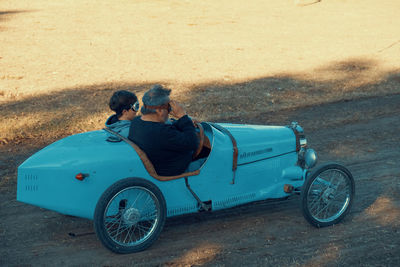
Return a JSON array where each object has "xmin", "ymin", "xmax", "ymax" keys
[
  {"xmin": 301, "ymin": 163, "xmax": 355, "ymax": 228},
  {"xmin": 94, "ymin": 178, "xmax": 166, "ymax": 253}
]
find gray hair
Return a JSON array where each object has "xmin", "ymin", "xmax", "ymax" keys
[{"xmin": 141, "ymin": 84, "xmax": 171, "ymax": 115}]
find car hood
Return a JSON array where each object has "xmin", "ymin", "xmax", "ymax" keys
[{"xmin": 215, "ymin": 123, "xmax": 296, "ymax": 165}]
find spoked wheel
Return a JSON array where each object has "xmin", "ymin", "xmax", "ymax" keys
[
  {"xmin": 94, "ymin": 178, "xmax": 166, "ymax": 253},
  {"xmin": 301, "ymin": 163, "xmax": 355, "ymax": 228}
]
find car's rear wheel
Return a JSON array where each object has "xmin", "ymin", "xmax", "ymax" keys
[
  {"xmin": 301, "ymin": 163, "xmax": 355, "ymax": 228},
  {"xmin": 94, "ymin": 178, "xmax": 166, "ymax": 253}
]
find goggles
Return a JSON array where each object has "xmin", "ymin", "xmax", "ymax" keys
[{"xmin": 130, "ymin": 101, "xmax": 140, "ymax": 112}]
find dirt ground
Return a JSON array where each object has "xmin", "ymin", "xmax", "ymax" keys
[{"xmin": 1, "ymin": 0, "xmax": 400, "ymax": 266}]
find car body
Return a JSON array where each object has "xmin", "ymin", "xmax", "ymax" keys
[{"xmin": 17, "ymin": 121, "xmax": 354, "ymax": 253}]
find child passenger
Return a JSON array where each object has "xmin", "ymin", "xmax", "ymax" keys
[{"xmin": 105, "ymin": 90, "xmax": 139, "ymax": 137}]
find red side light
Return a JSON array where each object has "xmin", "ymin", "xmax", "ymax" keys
[{"xmin": 75, "ymin": 173, "xmax": 88, "ymax": 181}]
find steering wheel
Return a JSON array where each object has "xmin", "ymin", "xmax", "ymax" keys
[{"xmin": 193, "ymin": 121, "xmax": 205, "ymax": 159}]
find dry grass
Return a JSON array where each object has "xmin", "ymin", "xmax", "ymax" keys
[
  {"xmin": 1, "ymin": 64, "xmax": 399, "ymax": 147},
  {"xmin": 1, "ymin": 0, "xmax": 400, "ymax": 146}
]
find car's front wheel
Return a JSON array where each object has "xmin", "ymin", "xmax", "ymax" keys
[
  {"xmin": 301, "ymin": 163, "xmax": 355, "ymax": 228},
  {"xmin": 94, "ymin": 178, "xmax": 166, "ymax": 253}
]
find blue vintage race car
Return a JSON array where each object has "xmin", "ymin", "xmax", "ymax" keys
[{"xmin": 17, "ymin": 121, "xmax": 355, "ymax": 254}]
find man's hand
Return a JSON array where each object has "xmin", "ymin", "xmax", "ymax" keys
[{"xmin": 169, "ymin": 100, "xmax": 187, "ymax": 119}]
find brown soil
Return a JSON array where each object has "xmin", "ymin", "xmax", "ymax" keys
[
  {"xmin": 1, "ymin": 94, "xmax": 400, "ymax": 266},
  {"xmin": 1, "ymin": 0, "xmax": 400, "ymax": 266}
]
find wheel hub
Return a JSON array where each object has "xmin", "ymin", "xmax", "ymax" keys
[
  {"xmin": 122, "ymin": 207, "xmax": 141, "ymax": 226},
  {"xmin": 322, "ymin": 188, "xmax": 335, "ymax": 203}
]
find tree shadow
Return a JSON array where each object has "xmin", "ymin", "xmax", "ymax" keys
[
  {"xmin": 0, "ymin": 10, "xmax": 30, "ymax": 18},
  {"xmin": 0, "ymin": 10, "xmax": 34, "ymax": 31},
  {"xmin": 3, "ymin": 57, "xmax": 397, "ymax": 143}
]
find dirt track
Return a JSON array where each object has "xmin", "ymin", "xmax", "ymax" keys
[
  {"xmin": 1, "ymin": 0, "xmax": 400, "ymax": 266},
  {"xmin": 1, "ymin": 94, "xmax": 399, "ymax": 266}
]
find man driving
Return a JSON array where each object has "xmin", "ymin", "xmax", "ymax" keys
[{"xmin": 128, "ymin": 84, "xmax": 199, "ymax": 176}]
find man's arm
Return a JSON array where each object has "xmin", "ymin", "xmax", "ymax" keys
[
  {"xmin": 162, "ymin": 115, "xmax": 199, "ymax": 152},
  {"xmin": 163, "ymin": 101, "xmax": 198, "ymax": 151}
]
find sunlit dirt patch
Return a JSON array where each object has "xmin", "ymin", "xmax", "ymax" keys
[
  {"xmin": 163, "ymin": 242, "xmax": 222, "ymax": 266},
  {"xmin": 301, "ymin": 243, "xmax": 342, "ymax": 267},
  {"xmin": 324, "ymin": 142, "xmax": 357, "ymax": 159},
  {"xmin": 365, "ymin": 196, "xmax": 400, "ymax": 227}
]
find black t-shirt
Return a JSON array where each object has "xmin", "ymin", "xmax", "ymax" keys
[{"xmin": 128, "ymin": 115, "xmax": 198, "ymax": 176}]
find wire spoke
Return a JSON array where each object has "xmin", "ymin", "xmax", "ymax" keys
[
  {"xmin": 314, "ymin": 200, "xmax": 332, "ymax": 217},
  {"xmin": 309, "ymin": 197, "xmax": 323, "ymax": 213},
  {"xmin": 137, "ymin": 222, "xmax": 153, "ymax": 232},
  {"xmin": 126, "ymin": 225, "xmax": 137, "ymax": 243},
  {"xmin": 332, "ymin": 190, "xmax": 349, "ymax": 200}
]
